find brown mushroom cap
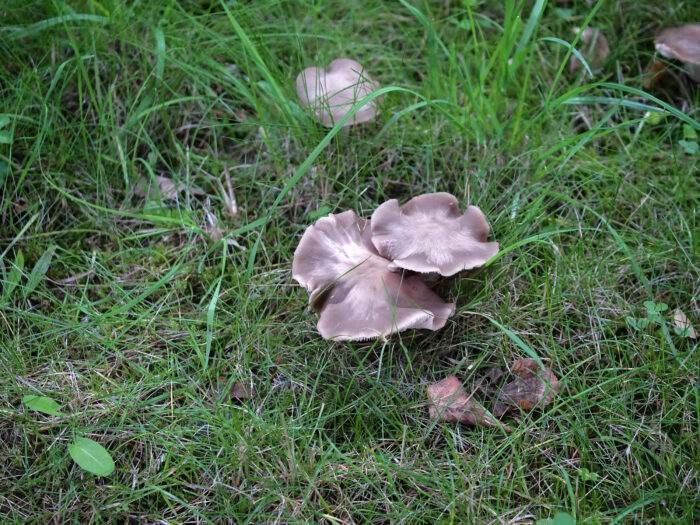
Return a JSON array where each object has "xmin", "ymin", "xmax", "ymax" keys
[
  {"xmin": 569, "ymin": 27, "xmax": 610, "ymax": 74},
  {"xmin": 370, "ymin": 193, "xmax": 499, "ymax": 276},
  {"xmin": 655, "ymin": 24, "xmax": 700, "ymax": 82},
  {"xmin": 292, "ymin": 210, "xmax": 454, "ymax": 341},
  {"xmin": 655, "ymin": 24, "xmax": 700, "ymax": 64},
  {"xmin": 295, "ymin": 58, "xmax": 379, "ymax": 128}
]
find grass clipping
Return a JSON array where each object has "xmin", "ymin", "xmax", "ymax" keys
[{"xmin": 428, "ymin": 358, "xmax": 562, "ymax": 432}]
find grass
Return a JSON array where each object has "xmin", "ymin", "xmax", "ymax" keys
[{"xmin": 1, "ymin": 0, "xmax": 699, "ymax": 522}]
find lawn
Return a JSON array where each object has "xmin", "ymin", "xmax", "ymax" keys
[{"xmin": 1, "ymin": 0, "xmax": 699, "ymax": 523}]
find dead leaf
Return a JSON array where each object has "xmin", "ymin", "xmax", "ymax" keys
[
  {"xmin": 643, "ymin": 60, "xmax": 669, "ymax": 89},
  {"xmin": 134, "ymin": 175, "xmax": 205, "ymax": 200},
  {"xmin": 569, "ymin": 27, "xmax": 610, "ymax": 74},
  {"xmin": 497, "ymin": 358, "xmax": 562, "ymax": 411},
  {"xmin": 217, "ymin": 376, "xmax": 254, "ymax": 401},
  {"xmin": 427, "ymin": 375, "xmax": 510, "ymax": 432},
  {"xmin": 673, "ymin": 308, "xmax": 697, "ymax": 339},
  {"xmin": 230, "ymin": 381, "xmax": 254, "ymax": 400}
]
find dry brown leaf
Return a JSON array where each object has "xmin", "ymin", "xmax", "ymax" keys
[
  {"xmin": 643, "ymin": 60, "xmax": 669, "ymax": 89},
  {"xmin": 673, "ymin": 309, "xmax": 697, "ymax": 339},
  {"xmin": 427, "ymin": 375, "xmax": 510, "ymax": 432},
  {"xmin": 134, "ymin": 175, "xmax": 205, "ymax": 200},
  {"xmin": 230, "ymin": 381, "xmax": 254, "ymax": 400},
  {"xmin": 216, "ymin": 377, "xmax": 254, "ymax": 401},
  {"xmin": 569, "ymin": 27, "xmax": 610, "ymax": 74},
  {"xmin": 497, "ymin": 358, "xmax": 562, "ymax": 411}
]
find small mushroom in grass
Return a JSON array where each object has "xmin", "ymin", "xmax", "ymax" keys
[
  {"xmin": 569, "ymin": 27, "xmax": 610, "ymax": 74},
  {"xmin": 654, "ymin": 24, "xmax": 700, "ymax": 82},
  {"xmin": 370, "ymin": 193, "xmax": 499, "ymax": 276},
  {"xmin": 296, "ymin": 58, "xmax": 379, "ymax": 127},
  {"xmin": 292, "ymin": 210, "xmax": 455, "ymax": 341}
]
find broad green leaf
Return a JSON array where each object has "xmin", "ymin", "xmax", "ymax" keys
[
  {"xmin": 22, "ymin": 394, "xmax": 62, "ymax": 416},
  {"xmin": 644, "ymin": 301, "xmax": 668, "ymax": 315},
  {"xmin": 537, "ymin": 512, "xmax": 576, "ymax": 525},
  {"xmin": 645, "ymin": 111, "xmax": 664, "ymax": 125},
  {"xmin": 69, "ymin": 437, "xmax": 115, "ymax": 477},
  {"xmin": 0, "ymin": 131, "xmax": 12, "ymax": 144},
  {"xmin": 683, "ymin": 124, "xmax": 698, "ymax": 140},
  {"xmin": 678, "ymin": 140, "xmax": 699, "ymax": 155},
  {"xmin": 23, "ymin": 245, "xmax": 56, "ymax": 298},
  {"xmin": 674, "ymin": 325, "xmax": 694, "ymax": 338},
  {"xmin": 3, "ymin": 249, "xmax": 24, "ymax": 301},
  {"xmin": 0, "ymin": 116, "xmax": 10, "ymax": 128}
]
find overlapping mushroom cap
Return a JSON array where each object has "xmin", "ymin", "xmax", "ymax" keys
[
  {"xmin": 370, "ymin": 193, "xmax": 499, "ymax": 276},
  {"xmin": 295, "ymin": 58, "xmax": 379, "ymax": 127},
  {"xmin": 292, "ymin": 210, "xmax": 455, "ymax": 341},
  {"xmin": 654, "ymin": 24, "xmax": 700, "ymax": 82}
]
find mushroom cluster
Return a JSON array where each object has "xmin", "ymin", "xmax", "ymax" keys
[{"xmin": 292, "ymin": 193, "xmax": 499, "ymax": 341}]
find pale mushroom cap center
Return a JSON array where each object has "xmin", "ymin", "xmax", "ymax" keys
[
  {"xmin": 337, "ymin": 256, "xmax": 395, "ymax": 320},
  {"xmin": 320, "ymin": 227, "xmax": 380, "ymax": 278},
  {"xmin": 384, "ymin": 217, "xmax": 477, "ymax": 265}
]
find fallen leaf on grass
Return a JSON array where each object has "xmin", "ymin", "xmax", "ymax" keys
[
  {"xmin": 134, "ymin": 175, "xmax": 204, "ymax": 200},
  {"xmin": 427, "ymin": 375, "xmax": 510, "ymax": 432},
  {"xmin": 643, "ymin": 60, "xmax": 669, "ymax": 89},
  {"xmin": 217, "ymin": 376, "xmax": 254, "ymax": 401},
  {"xmin": 537, "ymin": 511, "xmax": 576, "ymax": 525},
  {"xmin": 69, "ymin": 437, "xmax": 115, "ymax": 477},
  {"xmin": 230, "ymin": 381, "xmax": 254, "ymax": 400},
  {"xmin": 672, "ymin": 308, "xmax": 697, "ymax": 339},
  {"xmin": 22, "ymin": 395, "xmax": 63, "ymax": 417},
  {"xmin": 496, "ymin": 358, "xmax": 562, "ymax": 412}
]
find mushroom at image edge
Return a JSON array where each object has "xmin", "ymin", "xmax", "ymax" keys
[
  {"xmin": 296, "ymin": 58, "xmax": 379, "ymax": 128},
  {"xmin": 292, "ymin": 210, "xmax": 455, "ymax": 341},
  {"xmin": 654, "ymin": 24, "xmax": 700, "ymax": 82},
  {"xmin": 370, "ymin": 193, "xmax": 499, "ymax": 277}
]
